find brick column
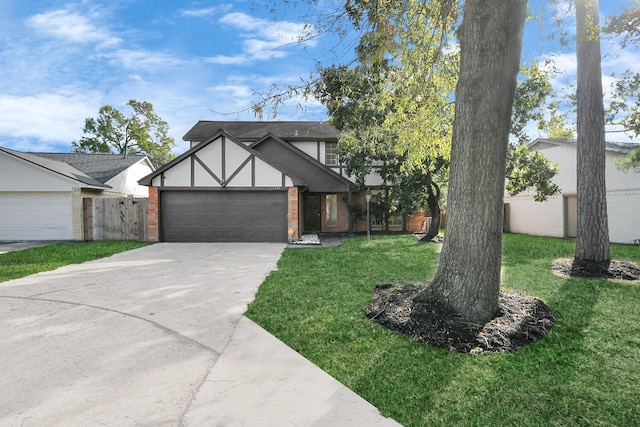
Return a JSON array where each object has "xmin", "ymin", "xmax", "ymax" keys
[
  {"xmin": 148, "ymin": 186, "xmax": 159, "ymax": 242},
  {"xmin": 287, "ymin": 187, "xmax": 299, "ymax": 242}
]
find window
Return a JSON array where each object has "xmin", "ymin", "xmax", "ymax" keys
[
  {"xmin": 371, "ymin": 213, "xmax": 403, "ymax": 226},
  {"xmin": 370, "ymin": 193, "xmax": 403, "ymax": 226},
  {"xmin": 325, "ymin": 142, "xmax": 338, "ymax": 166},
  {"xmin": 326, "ymin": 194, "xmax": 337, "ymax": 226}
]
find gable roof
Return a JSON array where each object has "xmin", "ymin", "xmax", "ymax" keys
[
  {"xmin": 31, "ymin": 152, "xmax": 151, "ymax": 184},
  {"xmin": 530, "ymin": 138, "xmax": 640, "ymax": 155},
  {"xmin": 0, "ymin": 147, "xmax": 109, "ymax": 188},
  {"xmin": 138, "ymin": 129, "xmax": 305, "ymax": 187},
  {"xmin": 183, "ymin": 121, "xmax": 338, "ymax": 143},
  {"xmin": 251, "ymin": 133, "xmax": 355, "ymax": 192}
]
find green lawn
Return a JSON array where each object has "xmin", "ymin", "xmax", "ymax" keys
[
  {"xmin": 246, "ymin": 234, "xmax": 640, "ymax": 427},
  {"xmin": 0, "ymin": 241, "xmax": 150, "ymax": 283}
]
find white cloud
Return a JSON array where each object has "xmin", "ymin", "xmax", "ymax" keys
[
  {"xmin": 243, "ymin": 39, "xmax": 290, "ymax": 60},
  {"xmin": 109, "ymin": 49, "xmax": 187, "ymax": 70},
  {"xmin": 181, "ymin": 5, "xmax": 232, "ymax": 18},
  {"xmin": 0, "ymin": 92, "xmax": 100, "ymax": 148},
  {"xmin": 602, "ymin": 39, "xmax": 640, "ymax": 73},
  {"xmin": 26, "ymin": 9, "xmax": 121, "ymax": 48},
  {"xmin": 206, "ymin": 54, "xmax": 249, "ymax": 65},
  {"xmin": 206, "ymin": 84, "xmax": 253, "ymax": 99},
  {"xmin": 214, "ymin": 12, "xmax": 317, "ymax": 64}
]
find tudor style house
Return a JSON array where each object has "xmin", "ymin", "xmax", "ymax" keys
[
  {"xmin": 503, "ymin": 138, "xmax": 640, "ymax": 245},
  {"xmin": 138, "ymin": 121, "xmax": 427, "ymax": 243}
]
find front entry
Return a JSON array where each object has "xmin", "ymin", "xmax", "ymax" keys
[{"xmin": 304, "ymin": 194, "xmax": 321, "ymax": 231}]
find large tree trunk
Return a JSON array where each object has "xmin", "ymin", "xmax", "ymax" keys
[
  {"xmin": 574, "ymin": 0, "xmax": 611, "ymax": 272},
  {"xmin": 414, "ymin": 0, "xmax": 527, "ymax": 324}
]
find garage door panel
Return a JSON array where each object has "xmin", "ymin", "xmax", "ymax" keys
[
  {"xmin": 161, "ymin": 191, "xmax": 287, "ymax": 242},
  {"xmin": 0, "ymin": 193, "xmax": 72, "ymax": 240}
]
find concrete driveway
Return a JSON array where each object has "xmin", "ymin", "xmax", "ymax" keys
[{"xmin": 0, "ymin": 243, "xmax": 400, "ymax": 426}]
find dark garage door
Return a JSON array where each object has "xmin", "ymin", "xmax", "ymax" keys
[{"xmin": 161, "ymin": 190, "xmax": 288, "ymax": 242}]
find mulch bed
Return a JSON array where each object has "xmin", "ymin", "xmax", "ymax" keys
[
  {"xmin": 552, "ymin": 258, "xmax": 640, "ymax": 280},
  {"xmin": 366, "ymin": 283, "xmax": 555, "ymax": 353},
  {"xmin": 417, "ymin": 234, "xmax": 444, "ymax": 243}
]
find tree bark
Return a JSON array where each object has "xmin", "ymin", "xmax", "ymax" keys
[
  {"xmin": 574, "ymin": 0, "xmax": 611, "ymax": 272},
  {"xmin": 414, "ymin": 0, "xmax": 527, "ymax": 323}
]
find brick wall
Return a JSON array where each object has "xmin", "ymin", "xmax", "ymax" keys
[
  {"xmin": 349, "ymin": 191, "xmax": 367, "ymax": 233},
  {"xmin": 320, "ymin": 193, "xmax": 351, "ymax": 232},
  {"xmin": 407, "ymin": 211, "xmax": 427, "ymax": 231},
  {"xmin": 148, "ymin": 186, "xmax": 159, "ymax": 242},
  {"xmin": 287, "ymin": 187, "xmax": 299, "ymax": 241}
]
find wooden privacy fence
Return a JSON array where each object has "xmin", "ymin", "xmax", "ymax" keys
[{"xmin": 83, "ymin": 197, "xmax": 148, "ymax": 241}]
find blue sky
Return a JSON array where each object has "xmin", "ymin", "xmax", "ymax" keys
[{"xmin": 0, "ymin": 0, "xmax": 638, "ymax": 155}]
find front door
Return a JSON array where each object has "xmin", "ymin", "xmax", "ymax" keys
[{"xmin": 304, "ymin": 195, "xmax": 321, "ymax": 231}]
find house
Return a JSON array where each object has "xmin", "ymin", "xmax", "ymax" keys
[
  {"xmin": 0, "ymin": 148, "xmax": 155, "ymax": 241},
  {"xmin": 504, "ymin": 138, "xmax": 640, "ymax": 244},
  {"xmin": 138, "ymin": 121, "xmax": 428, "ymax": 243}
]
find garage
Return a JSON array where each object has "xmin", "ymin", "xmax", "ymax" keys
[
  {"xmin": 161, "ymin": 190, "xmax": 288, "ymax": 242},
  {"xmin": 0, "ymin": 193, "xmax": 72, "ymax": 240}
]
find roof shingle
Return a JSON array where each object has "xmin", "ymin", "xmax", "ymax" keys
[
  {"xmin": 1, "ymin": 147, "xmax": 149, "ymax": 188},
  {"xmin": 31, "ymin": 152, "xmax": 148, "ymax": 183},
  {"xmin": 183, "ymin": 121, "xmax": 338, "ymax": 142}
]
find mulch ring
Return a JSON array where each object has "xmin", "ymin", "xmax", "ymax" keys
[
  {"xmin": 551, "ymin": 258, "xmax": 640, "ymax": 281},
  {"xmin": 366, "ymin": 283, "xmax": 555, "ymax": 354}
]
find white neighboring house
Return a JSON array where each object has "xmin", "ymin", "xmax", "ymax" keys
[
  {"xmin": 504, "ymin": 138, "xmax": 640, "ymax": 245},
  {"xmin": 0, "ymin": 148, "xmax": 155, "ymax": 241}
]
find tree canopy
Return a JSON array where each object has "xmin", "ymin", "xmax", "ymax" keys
[
  {"xmin": 72, "ymin": 99, "xmax": 175, "ymax": 167},
  {"xmin": 313, "ymin": 1, "xmax": 560, "ymax": 240},
  {"xmin": 602, "ymin": 4, "xmax": 640, "ymax": 172},
  {"xmin": 603, "ymin": 4, "xmax": 640, "ymax": 48}
]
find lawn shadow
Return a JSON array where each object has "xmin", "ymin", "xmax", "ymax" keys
[
  {"xmin": 431, "ymin": 276, "xmax": 638, "ymax": 426},
  {"xmin": 349, "ymin": 328, "xmax": 471, "ymax": 425},
  {"xmin": 353, "ymin": 276, "xmax": 616, "ymax": 426}
]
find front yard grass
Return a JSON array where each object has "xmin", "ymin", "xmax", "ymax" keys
[
  {"xmin": 246, "ymin": 234, "xmax": 640, "ymax": 427},
  {"xmin": 0, "ymin": 241, "xmax": 150, "ymax": 283}
]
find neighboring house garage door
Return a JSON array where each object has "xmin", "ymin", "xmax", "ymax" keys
[
  {"xmin": 161, "ymin": 190, "xmax": 288, "ymax": 242},
  {"xmin": 0, "ymin": 193, "xmax": 73, "ymax": 240}
]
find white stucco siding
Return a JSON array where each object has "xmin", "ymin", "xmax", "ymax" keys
[
  {"xmin": 537, "ymin": 143, "xmax": 640, "ymax": 192},
  {"xmin": 505, "ymin": 195, "xmax": 565, "ymax": 238},
  {"xmin": 0, "ymin": 192, "xmax": 73, "ymax": 240},
  {"xmin": 254, "ymin": 160, "xmax": 284, "ymax": 187},
  {"xmin": 606, "ymin": 155, "xmax": 640, "ymax": 190},
  {"xmin": 105, "ymin": 160, "xmax": 154, "ymax": 196},
  {"xmin": 161, "ymin": 158, "xmax": 192, "ymax": 187},
  {"xmin": 339, "ymin": 169, "xmax": 384, "ymax": 187},
  {"xmin": 505, "ymin": 190, "xmax": 640, "ymax": 244},
  {"xmin": 520, "ymin": 141, "xmax": 640, "ymax": 244},
  {"xmin": 0, "ymin": 153, "xmax": 77, "ymax": 192},
  {"xmin": 608, "ymin": 190, "xmax": 640, "ymax": 244},
  {"xmin": 193, "ymin": 161, "xmax": 220, "ymax": 187},
  {"xmin": 196, "ymin": 140, "xmax": 223, "ymax": 177},
  {"xmin": 292, "ymin": 141, "xmax": 319, "ymax": 160},
  {"xmin": 320, "ymin": 141, "xmax": 329, "ymax": 165},
  {"xmin": 537, "ymin": 145, "xmax": 576, "ymax": 193},
  {"xmin": 225, "ymin": 141, "xmax": 252, "ymax": 174},
  {"xmin": 226, "ymin": 161, "xmax": 252, "ymax": 186},
  {"xmin": 154, "ymin": 135, "xmax": 297, "ymax": 189}
]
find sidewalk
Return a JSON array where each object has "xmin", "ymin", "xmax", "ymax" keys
[{"xmin": 185, "ymin": 316, "xmax": 401, "ymax": 426}]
